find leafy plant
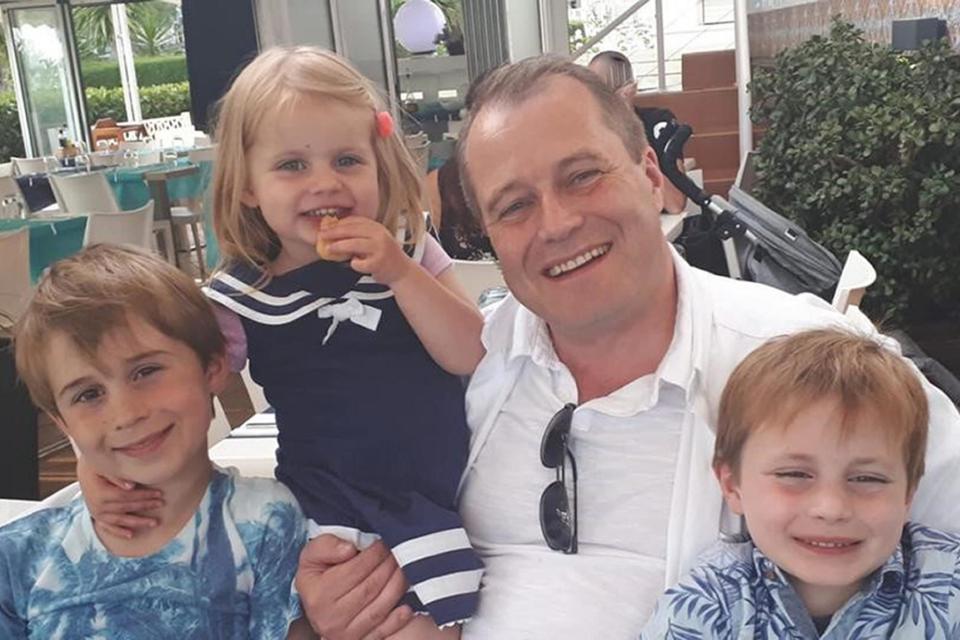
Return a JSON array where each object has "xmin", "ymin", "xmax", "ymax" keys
[
  {"xmin": 84, "ymin": 81, "xmax": 190, "ymax": 123},
  {"xmin": 81, "ymin": 54, "xmax": 187, "ymax": 89},
  {"xmin": 127, "ymin": 2, "xmax": 179, "ymax": 56},
  {"xmin": 750, "ymin": 18, "xmax": 960, "ymax": 325},
  {"xmin": 72, "ymin": 6, "xmax": 114, "ymax": 59},
  {"xmin": 0, "ymin": 92, "xmax": 26, "ymax": 161}
]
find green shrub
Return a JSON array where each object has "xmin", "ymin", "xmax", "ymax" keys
[
  {"xmin": 81, "ymin": 54, "xmax": 187, "ymax": 88},
  {"xmin": 750, "ymin": 19, "xmax": 960, "ymax": 325},
  {"xmin": 0, "ymin": 92, "xmax": 25, "ymax": 161},
  {"xmin": 85, "ymin": 81, "xmax": 190, "ymax": 122}
]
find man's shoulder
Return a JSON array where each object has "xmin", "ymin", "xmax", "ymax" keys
[{"xmin": 688, "ymin": 265, "xmax": 844, "ymax": 343}]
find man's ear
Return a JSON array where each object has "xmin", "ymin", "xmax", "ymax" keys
[
  {"xmin": 206, "ymin": 352, "xmax": 230, "ymax": 396},
  {"xmin": 641, "ymin": 146, "xmax": 665, "ymax": 211},
  {"xmin": 715, "ymin": 463, "xmax": 745, "ymax": 516}
]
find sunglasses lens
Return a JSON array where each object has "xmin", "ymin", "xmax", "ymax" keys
[
  {"xmin": 539, "ymin": 480, "xmax": 573, "ymax": 551},
  {"xmin": 540, "ymin": 404, "xmax": 574, "ymax": 468}
]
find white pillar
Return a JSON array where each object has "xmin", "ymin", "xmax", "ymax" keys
[{"xmin": 734, "ymin": 0, "xmax": 752, "ymax": 162}]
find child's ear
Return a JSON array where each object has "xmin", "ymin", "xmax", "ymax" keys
[
  {"xmin": 715, "ymin": 463, "xmax": 745, "ymax": 516},
  {"xmin": 240, "ymin": 187, "xmax": 259, "ymax": 209},
  {"xmin": 205, "ymin": 352, "xmax": 230, "ymax": 395}
]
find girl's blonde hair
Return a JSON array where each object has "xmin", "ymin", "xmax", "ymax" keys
[{"xmin": 212, "ymin": 46, "xmax": 424, "ymax": 270}]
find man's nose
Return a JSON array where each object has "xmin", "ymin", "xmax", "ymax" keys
[
  {"xmin": 808, "ymin": 481, "xmax": 853, "ymax": 522},
  {"xmin": 537, "ymin": 191, "xmax": 583, "ymax": 242}
]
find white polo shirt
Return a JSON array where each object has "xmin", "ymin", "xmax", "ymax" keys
[{"xmin": 459, "ymin": 251, "xmax": 960, "ymax": 640}]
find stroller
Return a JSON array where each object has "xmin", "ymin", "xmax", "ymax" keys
[
  {"xmin": 650, "ymin": 115, "xmax": 960, "ymax": 409},
  {"xmin": 649, "ymin": 116, "xmax": 843, "ymax": 299}
]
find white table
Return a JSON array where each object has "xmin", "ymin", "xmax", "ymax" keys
[
  {"xmin": 208, "ymin": 412, "xmax": 279, "ymax": 478},
  {"xmin": 0, "ymin": 499, "xmax": 40, "ymax": 526}
]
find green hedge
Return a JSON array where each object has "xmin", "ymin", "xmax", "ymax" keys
[
  {"xmin": 0, "ymin": 93, "xmax": 25, "ymax": 161},
  {"xmin": 0, "ymin": 82, "xmax": 189, "ymax": 161},
  {"xmin": 86, "ymin": 81, "xmax": 191, "ymax": 122},
  {"xmin": 81, "ymin": 54, "xmax": 187, "ymax": 89}
]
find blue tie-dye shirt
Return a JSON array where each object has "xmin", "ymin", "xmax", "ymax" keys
[
  {"xmin": 641, "ymin": 523, "xmax": 960, "ymax": 639},
  {"xmin": 0, "ymin": 467, "xmax": 306, "ymax": 639}
]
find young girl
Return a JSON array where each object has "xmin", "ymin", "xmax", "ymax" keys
[
  {"xmin": 85, "ymin": 47, "xmax": 486, "ymax": 638},
  {"xmin": 211, "ymin": 46, "xmax": 487, "ymax": 636}
]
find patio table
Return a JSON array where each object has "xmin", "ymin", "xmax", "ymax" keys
[
  {"xmin": 0, "ymin": 216, "xmax": 87, "ymax": 283},
  {"xmin": 107, "ymin": 160, "xmax": 210, "ymax": 211}
]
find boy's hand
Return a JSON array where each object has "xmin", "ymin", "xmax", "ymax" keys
[
  {"xmin": 296, "ymin": 535, "xmax": 411, "ymax": 640},
  {"xmin": 76, "ymin": 456, "xmax": 164, "ymax": 538},
  {"xmin": 318, "ymin": 217, "xmax": 414, "ymax": 286}
]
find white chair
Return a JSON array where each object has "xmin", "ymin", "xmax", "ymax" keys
[
  {"xmin": 136, "ymin": 149, "xmax": 163, "ymax": 166},
  {"xmin": 0, "ymin": 176, "xmax": 26, "ymax": 218},
  {"xmin": 49, "ymin": 172, "xmax": 119, "ymax": 213},
  {"xmin": 404, "ymin": 133, "xmax": 430, "ymax": 175},
  {"xmin": 0, "ymin": 228, "xmax": 32, "ymax": 319},
  {"xmin": 83, "ymin": 200, "xmax": 155, "ymax": 251},
  {"xmin": 187, "ymin": 145, "xmax": 216, "ymax": 164},
  {"xmin": 451, "ymin": 259, "xmax": 505, "ymax": 304},
  {"xmin": 0, "ymin": 162, "xmax": 12, "ymax": 177},
  {"xmin": 10, "ymin": 157, "xmax": 49, "ymax": 176},
  {"xmin": 832, "ymin": 250, "xmax": 877, "ymax": 314}
]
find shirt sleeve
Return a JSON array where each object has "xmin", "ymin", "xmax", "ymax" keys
[
  {"xmin": 213, "ymin": 303, "xmax": 248, "ymax": 373},
  {"xmin": 0, "ymin": 527, "xmax": 30, "ymax": 638},
  {"xmin": 420, "ymin": 233, "xmax": 453, "ymax": 277},
  {"xmin": 247, "ymin": 486, "xmax": 308, "ymax": 638}
]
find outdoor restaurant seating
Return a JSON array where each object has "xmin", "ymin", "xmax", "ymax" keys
[
  {"xmin": 83, "ymin": 200, "xmax": 155, "ymax": 253},
  {"xmin": 0, "ymin": 227, "xmax": 31, "ymax": 319}
]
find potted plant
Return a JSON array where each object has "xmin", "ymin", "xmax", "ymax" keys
[{"xmin": 750, "ymin": 18, "xmax": 960, "ymax": 373}]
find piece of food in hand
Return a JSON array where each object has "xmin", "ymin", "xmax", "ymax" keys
[{"xmin": 314, "ymin": 211, "xmax": 350, "ymax": 262}]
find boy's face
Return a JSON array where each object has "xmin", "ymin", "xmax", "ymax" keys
[
  {"xmin": 717, "ymin": 397, "xmax": 912, "ymax": 608},
  {"xmin": 45, "ymin": 315, "xmax": 228, "ymax": 487}
]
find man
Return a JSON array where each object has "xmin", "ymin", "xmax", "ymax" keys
[{"xmin": 295, "ymin": 56, "xmax": 960, "ymax": 640}]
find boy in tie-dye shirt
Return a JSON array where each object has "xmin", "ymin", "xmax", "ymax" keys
[{"xmin": 1, "ymin": 245, "xmax": 308, "ymax": 639}]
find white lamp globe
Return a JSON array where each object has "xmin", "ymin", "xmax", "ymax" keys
[{"xmin": 394, "ymin": 0, "xmax": 447, "ymax": 55}]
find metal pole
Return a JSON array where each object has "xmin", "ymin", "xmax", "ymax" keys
[
  {"xmin": 570, "ymin": 0, "xmax": 652, "ymax": 60},
  {"xmin": 654, "ymin": 0, "xmax": 665, "ymax": 90},
  {"xmin": 734, "ymin": 0, "xmax": 753, "ymax": 161}
]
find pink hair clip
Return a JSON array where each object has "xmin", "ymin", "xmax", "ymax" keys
[{"xmin": 375, "ymin": 111, "xmax": 394, "ymax": 138}]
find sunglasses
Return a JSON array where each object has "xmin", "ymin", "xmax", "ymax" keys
[{"xmin": 539, "ymin": 403, "xmax": 578, "ymax": 554}]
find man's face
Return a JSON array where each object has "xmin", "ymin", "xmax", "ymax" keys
[
  {"xmin": 717, "ymin": 397, "xmax": 912, "ymax": 613},
  {"xmin": 463, "ymin": 76, "xmax": 671, "ymax": 339},
  {"xmin": 46, "ymin": 316, "xmax": 228, "ymax": 487}
]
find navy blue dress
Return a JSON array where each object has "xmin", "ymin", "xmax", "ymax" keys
[{"xmin": 206, "ymin": 243, "xmax": 482, "ymax": 627}]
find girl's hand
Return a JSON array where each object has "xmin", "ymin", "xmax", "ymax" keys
[
  {"xmin": 318, "ymin": 217, "xmax": 414, "ymax": 286},
  {"xmin": 76, "ymin": 456, "xmax": 164, "ymax": 539}
]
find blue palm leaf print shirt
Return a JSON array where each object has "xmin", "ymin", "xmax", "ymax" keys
[
  {"xmin": 640, "ymin": 523, "xmax": 960, "ymax": 639},
  {"xmin": 0, "ymin": 467, "xmax": 306, "ymax": 639}
]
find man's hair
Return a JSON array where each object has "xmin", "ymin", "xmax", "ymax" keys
[
  {"xmin": 715, "ymin": 328, "xmax": 929, "ymax": 491},
  {"xmin": 14, "ymin": 244, "xmax": 226, "ymax": 416},
  {"xmin": 456, "ymin": 55, "xmax": 648, "ymax": 219}
]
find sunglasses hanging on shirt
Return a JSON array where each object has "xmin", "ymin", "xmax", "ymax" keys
[{"xmin": 539, "ymin": 403, "xmax": 578, "ymax": 554}]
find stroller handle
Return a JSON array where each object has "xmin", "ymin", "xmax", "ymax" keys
[{"xmin": 659, "ymin": 124, "xmax": 712, "ymax": 208}]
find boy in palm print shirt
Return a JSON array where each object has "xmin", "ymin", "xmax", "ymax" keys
[{"xmin": 642, "ymin": 329, "xmax": 960, "ymax": 639}]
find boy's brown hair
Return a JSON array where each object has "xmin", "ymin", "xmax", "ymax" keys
[
  {"xmin": 13, "ymin": 244, "xmax": 225, "ymax": 416},
  {"xmin": 715, "ymin": 328, "xmax": 928, "ymax": 491}
]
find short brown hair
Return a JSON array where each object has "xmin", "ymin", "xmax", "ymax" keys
[
  {"xmin": 456, "ymin": 55, "xmax": 648, "ymax": 219},
  {"xmin": 13, "ymin": 244, "xmax": 226, "ymax": 416},
  {"xmin": 715, "ymin": 328, "xmax": 928, "ymax": 491}
]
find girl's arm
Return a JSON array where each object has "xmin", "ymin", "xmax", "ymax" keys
[
  {"xmin": 321, "ymin": 218, "xmax": 485, "ymax": 376},
  {"xmin": 390, "ymin": 262, "xmax": 485, "ymax": 376}
]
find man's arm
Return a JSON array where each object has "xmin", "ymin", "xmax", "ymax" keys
[{"xmin": 296, "ymin": 535, "xmax": 412, "ymax": 640}]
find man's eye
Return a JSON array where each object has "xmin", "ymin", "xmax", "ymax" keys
[
  {"xmin": 570, "ymin": 169, "xmax": 601, "ymax": 185},
  {"xmin": 499, "ymin": 199, "xmax": 529, "ymax": 219},
  {"xmin": 277, "ymin": 159, "xmax": 307, "ymax": 171},
  {"xmin": 73, "ymin": 387, "xmax": 103, "ymax": 405}
]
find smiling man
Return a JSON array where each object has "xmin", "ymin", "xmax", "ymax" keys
[{"xmin": 294, "ymin": 56, "xmax": 960, "ymax": 640}]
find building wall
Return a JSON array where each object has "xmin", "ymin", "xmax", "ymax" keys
[{"xmin": 748, "ymin": 0, "xmax": 960, "ymax": 61}]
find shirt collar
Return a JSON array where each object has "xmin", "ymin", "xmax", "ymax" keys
[{"xmin": 485, "ymin": 246, "xmax": 703, "ymax": 401}]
